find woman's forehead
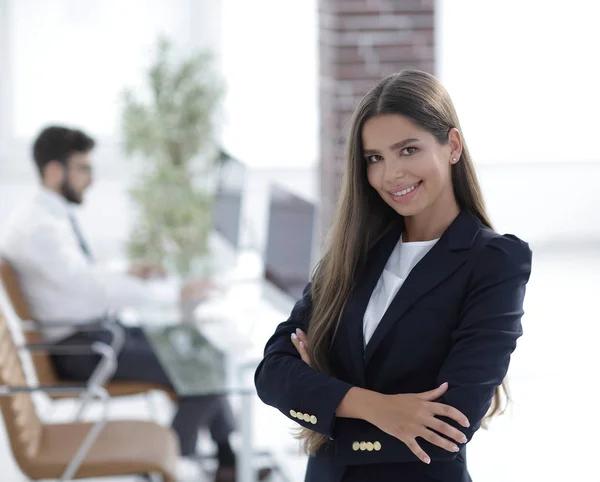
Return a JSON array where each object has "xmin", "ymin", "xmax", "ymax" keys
[{"xmin": 362, "ymin": 115, "xmax": 425, "ymax": 148}]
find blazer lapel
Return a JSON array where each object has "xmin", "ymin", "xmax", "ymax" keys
[
  {"xmin": 363, "ymin": 211, "xmax": 482, "ymax": 365},
  {"xmin": 338, "ymin": 220, "xmax": 403, "ymax": 387}
]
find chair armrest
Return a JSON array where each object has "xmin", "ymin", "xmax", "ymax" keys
[
  {"xmin": 21, "ymin": 314, "xmax": 112, "ymax": 331},
  {"xmin": 0, "ymin": 384, "xmax": 89, "ymax": 396},
  {"xmin": 17, "ymin": 342, "xmax": 115, "ymax": 426},
  {"xmin": 19, "ymin": 341, "xmax": 117, "ymax": 397},
  {"xmin": 22, "ymin": 342, "xmax": 113, "ymax": 356},
  {"xmin": 21, "ymin": 316, "xmax": 125, "ymax": 355}
]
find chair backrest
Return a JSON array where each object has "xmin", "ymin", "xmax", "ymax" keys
[
  {"xmin": 0, "ymin": 258, "xmax": 33, "ymax": 321},
  {"xmin": 0, "ymin": 311, "xmax": 43, "ymax": 466},
  {"xmin": 0, "ymin": 258, "xmax": 60, "ymax": 384}
]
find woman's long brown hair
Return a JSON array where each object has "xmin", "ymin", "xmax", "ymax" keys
[{"xmin": 299, "ymin": 69, "xmax": 507, "ymax": 454}]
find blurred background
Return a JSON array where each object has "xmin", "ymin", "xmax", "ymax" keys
[{"xmin": 0, "ymin": 0, "xmax": 599, "ymax": 481}]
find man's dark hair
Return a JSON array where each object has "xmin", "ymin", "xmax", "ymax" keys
[{"xmin": 32, "ymin": 126, "xmax": 95, "ymax": 176}]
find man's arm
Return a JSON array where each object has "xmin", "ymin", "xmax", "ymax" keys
[
  {"xmin": 20, "ymin": 221, "xmax": 111, "ymax": 312},
  {"xmin": 21, "ymin": 222, "xmax": 177, "ymax": 313}
]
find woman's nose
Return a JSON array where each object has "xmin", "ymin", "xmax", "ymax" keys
[{"xmin": 383, "ymin": 159, "xmax": 406, "ymax": 183}]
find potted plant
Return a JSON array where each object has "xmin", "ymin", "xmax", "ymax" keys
[{"xmin": 121, "ymin": 37, "xmax": 222, "ymax": 279}]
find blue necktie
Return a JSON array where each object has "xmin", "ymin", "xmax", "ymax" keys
[{"xmin": 68, "ymin": 213, "xmax": 93, "ymax": 262}]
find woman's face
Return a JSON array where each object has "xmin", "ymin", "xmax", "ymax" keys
[{"xmin": 362, "ymin": 114, "xmax": 461, "ymax": 219}]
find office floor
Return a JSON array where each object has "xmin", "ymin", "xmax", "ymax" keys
[{"xmin": 0, "ymin": 245, "xmax": 597, "ymax": 481}]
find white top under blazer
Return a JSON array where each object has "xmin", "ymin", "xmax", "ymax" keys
[{"xmin": 363, "ymin": 234, "xmax": 440, "ymax": 347}]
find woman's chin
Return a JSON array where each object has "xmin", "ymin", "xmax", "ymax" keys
[{"xmin": 388, "ymin": 202, "xmax": 423, "ymax": 218}]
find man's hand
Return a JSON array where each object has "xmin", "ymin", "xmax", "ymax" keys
[
  {"xmin": 180, "ymin": 278, "xmax": 218, "ymax": 303},
  {"xmin": 128, "ymin": 261, "xmax": 167, "ymax": 280}
]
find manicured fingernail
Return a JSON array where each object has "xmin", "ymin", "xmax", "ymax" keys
[
  {"xmin": 291, "ymin": 333, "xmax": 297, "ymax": 339},
  {"xmin": 423, "ymin": 456, "xmax": 431, "ymax": 464},
  {"xmin": 296, "ymin": 328, "xmax": 301, "ymax": 335},
  {"xmin": 460, "ymin": 436, "xmax": 467, "ymax": 443},
  {"xmin": 452, "ymin": 445, "xmax": 459, "ymax": 452}
]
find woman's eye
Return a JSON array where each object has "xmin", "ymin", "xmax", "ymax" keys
[
  {"xmin": 401, "ymin": 147, "xmax": 418, "ymax": 156},
  {"xmin": 366, "ymin": 154, "xmax": 382, "ymax": 163}
]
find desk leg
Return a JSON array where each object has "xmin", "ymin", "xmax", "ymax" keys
[{"xmin": 238, "ymin": 391, "xmax": 255, "ymax": 482}]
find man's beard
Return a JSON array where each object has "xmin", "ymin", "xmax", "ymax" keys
[{"xmin": 60, "ymin": 178, "xmax": 83, "ymax": 204}]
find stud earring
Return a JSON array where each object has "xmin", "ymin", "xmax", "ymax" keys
[{"xmin": 452, "ymin": 157, "xmax": 457, "ymax": 163}]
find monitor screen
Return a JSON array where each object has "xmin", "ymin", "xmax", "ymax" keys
[
  {"xmin": 264, "ymin": 183, "xmax": 316, "ymax": 301},
  {"xmin": 212, "ymin": 155, "xmax": 245, "ymax": 248}
]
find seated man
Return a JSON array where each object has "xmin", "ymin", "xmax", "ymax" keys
[{"xmin": 1, "ymin": 126, "xmax": 267, "ymax": 482}]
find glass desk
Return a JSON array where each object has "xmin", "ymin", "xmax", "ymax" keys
[
  {"xmin": 144, "ymin": 324, "xmax": 229, "ymax": 397},
  {"xmin": 144, "ymin": 323, "xmax": 259, "ymax": 482}
]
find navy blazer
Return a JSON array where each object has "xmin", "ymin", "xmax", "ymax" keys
[{"xmin": 255, "ymin": 211, "xmax": 532, "ymax": 482}]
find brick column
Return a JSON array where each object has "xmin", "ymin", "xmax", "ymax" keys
[{"xmin": 318, "ymin": 0, "xmax": 435, "ymax": 239}]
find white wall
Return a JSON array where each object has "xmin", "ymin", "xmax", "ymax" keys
[
  {"xmin": 478, "ymin": 162, "xmax": 600, "ymax": 246},
  {"xmin": 435, "ymin": 0, "xmax": 600, "ymax": 244},
  {"xmin": 0, "ymin": 0, "xmax": 14, "ymax": 147},
  {"xmin": 10, "ymin": 0, "xmax": 195, "ymax": 139},
  {"xmin": 219, "ymin": 0, "xmax": 319, "ymax": 169},
  {"xmin": 437, "ymin": 0, "xmax": 600, "ymax": 165}
]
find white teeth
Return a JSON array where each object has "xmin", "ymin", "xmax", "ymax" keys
[{"xmin": 392, "ymin": 184, "xmax": 417, "ymax": 197}]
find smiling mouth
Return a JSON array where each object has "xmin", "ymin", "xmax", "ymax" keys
[{"xmin": 390, "ymin": 181, "xmax": 422, "ymax": 197}]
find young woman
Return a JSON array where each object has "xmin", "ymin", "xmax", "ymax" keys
[{"xmin": 254, "ymin": 69, "xmax": 532, "ymax": 482}]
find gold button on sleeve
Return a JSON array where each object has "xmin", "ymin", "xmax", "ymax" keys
[
  {"xmin": 373, "ymin": 441, "xmax": 382, "ymax": 451},
  {"xmin": 310, "ymin": 415, "xmax": 317, "ymax": 425},
  {"xmin": 296, "ymin": 412, "xmax": 304, "ymax": 420},
  {"xmin": 352, "ymin": 441, "xmax": 360, "ymax": 451},
  {"xmin": 359, "ymin": 441, "xmax": 367, "ymax": 451},
  {"xmin": 366, "ymin": 442, "xmax": 374, "ymax": 451},
  {"xmin": 303, "ymin": 413, "xmax": 311, "ymax": 422},
  {"xmin": 289, "ymin": 410, "xmax": 297, "ymax": 418}
]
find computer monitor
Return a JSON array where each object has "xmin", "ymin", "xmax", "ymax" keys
[
  {"xmin": 263, "ymin": 183, "xmax": 316, "ymax": 301},
  {"xmin": 212, "ymin": 154, "xmax": 245, "ymax": 249}
]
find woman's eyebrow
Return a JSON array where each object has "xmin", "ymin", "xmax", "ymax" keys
[{"xmin": 363, "ymin": 137, "xmax": 420, "ymax": 155}]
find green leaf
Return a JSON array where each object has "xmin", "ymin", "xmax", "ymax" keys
[{"xmin": 120, "ymin": 36, "xmax": 222, "ymax": 277}]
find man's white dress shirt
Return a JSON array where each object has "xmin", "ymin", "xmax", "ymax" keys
[{"xmin": 1, "ymin": 188, "xmax": 177, "ymax": 341}]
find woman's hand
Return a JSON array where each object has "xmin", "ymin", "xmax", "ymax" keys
[
  {"xmin": 290, "ymin": 328, "xmax": 312, "ymax": 367},
  {"xmin": 365, "ymin": 382, "xmax": 470, "ymax": 464}
]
